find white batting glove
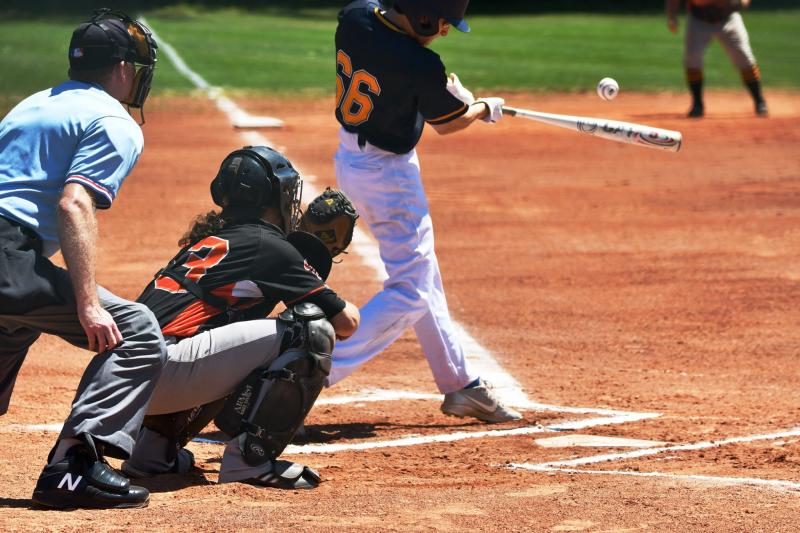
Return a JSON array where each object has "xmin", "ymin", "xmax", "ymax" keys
[
  {"xmin": 476, "ymin": 97, "xmax": 505, "ymax": 123},
  {"xmin": 446, "ymin": 73, "xmax": 475, "ymax": 105}
]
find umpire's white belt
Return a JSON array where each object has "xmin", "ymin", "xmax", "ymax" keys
[{"xmin": 338, "ymin": 128, "xmax": 396, "ymax": 155}]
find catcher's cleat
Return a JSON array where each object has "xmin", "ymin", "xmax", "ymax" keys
[
  {"xmin": 755, "ymin": 100, "xmax": 769, "ymax": 117},
  {"xmin": 121, "ymin": 448, "xmax": 195, "ymax": 479},
  {"xmin": 687, "ymin": 101, "xmax": 704, "ymax": 118},
  {"xmin": 32, "ymin": 444, "xmax": 149, "ymax": 509},
  {"xmin": 441, "ymin": 379, "xmax": 522, "ymax": 423},
  {"xmin": 244, "ymin": 460, "xmax": 321, "ymax": 490}
]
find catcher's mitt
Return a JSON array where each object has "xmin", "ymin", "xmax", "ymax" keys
[{"xmin": 299, "ymin": 187, "xmax": 358, "ymax": 258}]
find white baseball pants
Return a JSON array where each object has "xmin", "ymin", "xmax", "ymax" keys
[{"xmin": 329, "ymin": 128, "xmax": 476, "ymax": 394}]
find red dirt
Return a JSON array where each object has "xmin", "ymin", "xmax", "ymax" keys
[{"xmin": 1, "ymin": 90, "xmax": 799, "ymax": 531}]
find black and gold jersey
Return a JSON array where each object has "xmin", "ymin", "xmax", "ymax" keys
[{"xmin": 334, "ymin": 0, "xmax": 468, "ymax": 154}]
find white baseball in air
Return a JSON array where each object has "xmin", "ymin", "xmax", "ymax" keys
[{"xmin": 596, "ymin": 77, "xmax": 619, "ymax": 101}]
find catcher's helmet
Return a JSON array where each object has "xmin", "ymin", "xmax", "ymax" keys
[
  {"xmin": 394, "ymin": 0, "xmax": 470, "ymax": 37},
  {"xmin": 211, "ymin": 146, "xmax": 303, "ymax": 233}
]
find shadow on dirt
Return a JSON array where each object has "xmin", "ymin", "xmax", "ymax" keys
[
  {"xmin": 0, "ymin": 497, "xmax": 34, "ymax": 509},
  {"xmin": 136, "ymin": 471, "xmax": 214, "ymax": 494}
]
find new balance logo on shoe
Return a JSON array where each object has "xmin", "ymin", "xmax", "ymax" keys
[{"xmin": 57, "ymin": 473, "xmax": 82, "ymax": 491}]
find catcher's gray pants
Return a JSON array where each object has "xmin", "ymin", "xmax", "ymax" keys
[
  {"xmin": 0, "ymin": 216, "xmax": 165, "ymax": 458},
  {"xmin": 125, "ymin": 319, "xmax": 287, "ymax": 483},
  {"xmin": 684, "ymin": 12, "xmax": 757, "ymax": 70}
]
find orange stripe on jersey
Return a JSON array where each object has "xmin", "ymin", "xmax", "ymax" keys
[
  {"xmin": 162, "ymin": 299, "xmax": 220, "ymax": 338},
  {"xmin": 427, "ymin": 103, "xmax": 469, "ymax": 125},
  {"xmin": 161, "ymin": 282, "xmax": 264, "ymax": 338},
  {"xmin": 286, "ymin": 285, "xmax": 326, "ymax": 306}
]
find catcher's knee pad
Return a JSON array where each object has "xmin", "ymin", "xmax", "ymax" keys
[{"xmin": 215, "ymin": 302, "xmax": 334, "ymax": 466}]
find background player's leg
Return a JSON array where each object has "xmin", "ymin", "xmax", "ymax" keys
[
  {"xmin": 684, "ymin": 14, "xmax": 715, "ymax": 117},
  {"xmin": 718, "ymin": 12, "xmax": 767, "ymax": 115}
]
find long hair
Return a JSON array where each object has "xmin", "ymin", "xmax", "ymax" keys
[{"xmin": 178, "ymin": 210, "xmax": 230, "ymax": 248}]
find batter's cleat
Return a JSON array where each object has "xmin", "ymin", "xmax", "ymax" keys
[
  {"xmin": 244, "ymin": 460, "xmax": 321, "ymax": 490},
  {"xmin": 687, "ymin": 102, "xmax": 705, "ymax": 118},
  {"xmin": 441, "ymin": 379, "xmax": 523, "ymax": 423},
  {"xmin": 755, "ymin": 101, "xmax": 769, "ymax": 117},
  {"xmin": 32, "ymin": 444, "xmax": 149, "ymax": 509},
  {"xmin": 121, "ymin": 448, "xmax": 195, "ymax": 479}
]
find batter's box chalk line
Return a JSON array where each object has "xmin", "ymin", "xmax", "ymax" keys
[{"xmin": 509, "ymin": 426, "xmax": 800, "ymax": 493}]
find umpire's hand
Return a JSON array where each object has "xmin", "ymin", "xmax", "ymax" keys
[{"xmin": 79, "ymin": 303, "xmax": 123, "ymax": 352}]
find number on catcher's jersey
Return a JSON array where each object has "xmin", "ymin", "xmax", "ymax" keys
[
  {"xmin": 154, "ymin": 236, "xmax": 230, "ymax": 293},
  {"xmin": 336, "ymin": 49, "xmax": 381, "ymax": 126}
]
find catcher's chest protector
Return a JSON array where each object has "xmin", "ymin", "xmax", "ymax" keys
[{"xmin": 215, "ymin": 304, "xmax": 333, "ymax": 465}]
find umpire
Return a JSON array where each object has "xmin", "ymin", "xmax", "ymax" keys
[{"xmin": 0, "ymin": 10, "xmax": 165, "ymax": 509}]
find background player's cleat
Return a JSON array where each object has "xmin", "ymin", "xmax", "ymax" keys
[
  {"xmin": 32, "ymin": 444, "xmax": 149, "ymax": 509},
  {"xmin": 440, "ymin": 379, "xmax": 523, "ymax": 423},
  {"xmin": 687, "ymin": 101, "xmax": 705, "ymax": 118},
  {"xmin": 244, "ymin": 460, "xmax": 321, "ymax": 490},
  {"xmin": 121, "ymin": 448, "xmax": 195, "ymax": 479},
  {"xmin": 755, "ymin": 101, "xmax": 769, "ymax": 117}
]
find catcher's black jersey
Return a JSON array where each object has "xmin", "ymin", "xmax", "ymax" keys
[
  {"xmin": 137, "ymin": 220, "xmax": 345, "ymax": 338},
  {"xmin": 334, "ymin": 0, "xmax": 468, "ymax": 154}
]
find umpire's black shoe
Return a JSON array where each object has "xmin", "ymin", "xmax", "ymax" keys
[{"xmin": 32, "ymin": 445, "xmax": 149, "ymax": 509}]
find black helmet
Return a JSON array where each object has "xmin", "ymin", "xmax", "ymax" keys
[
  {"xmin": 210, "ymin": 146, "xmax": 303, "ymax": 234},
  {"xmin": 69, "ymin": 9, "xmax": 158, "ymax": 109},
  {"xmin": 394, "ymin": 0, "xmax": 470, "ymax": 37}
]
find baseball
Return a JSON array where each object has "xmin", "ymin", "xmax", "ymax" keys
[{"xmin": 596, "ymin": 77, "xmax": 619, "ymax": 101}]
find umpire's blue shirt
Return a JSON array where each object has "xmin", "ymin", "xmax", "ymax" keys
[{"xmin": 0, "ymin": 80, "xmax": 143, "ymax": 257}]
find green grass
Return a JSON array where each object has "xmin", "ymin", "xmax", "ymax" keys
[{"xmin": 0, "ymin": 8, "xmax": 798, "ymax": 110}]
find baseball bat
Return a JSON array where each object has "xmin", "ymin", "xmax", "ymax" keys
[{"xmin": 502, "ymin": 106, "xmax": 682, "ymax": 152}]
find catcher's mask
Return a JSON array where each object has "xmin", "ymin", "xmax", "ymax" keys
[
  {"xmin": 69, "ymin": 9, "xmax": 158, "ymax": 114},
  {"xmin": 210, "ymin": 145, "xmax": 303, "ymax": 234},
  {"xmin": 394, "ymin": 0, "xmax": 470, "ymax": 37}
]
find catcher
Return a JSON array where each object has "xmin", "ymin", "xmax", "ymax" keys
[{"xmin": 120, "ymin": 145, "xmax": 359, "ymax": 489}]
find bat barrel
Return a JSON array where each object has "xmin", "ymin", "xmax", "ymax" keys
[{"xmin": 502, "ymin": 106, "xmax": 682, "ymax": 153}]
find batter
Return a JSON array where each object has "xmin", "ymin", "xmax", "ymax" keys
[{"xmin": 330, "ymin": 0, "xmax": 521, "ymax": 423}]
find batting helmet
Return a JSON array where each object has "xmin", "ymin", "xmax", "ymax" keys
[
  {"xmin": 211, "ymin": 146, "xmax": 303, "ymax": 234},
  {"xmin": 394, "ymin": 0, "xmax": 470, "ymax": 37}
]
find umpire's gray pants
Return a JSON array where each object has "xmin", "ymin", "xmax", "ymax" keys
[
  {"xmin": 126, "ymin": 319, "xmax": 287, "ymax": 482},
  {"xmin": 0, "ymin": 286, "xmax": 166, "ymax": 459},
  {"xmin": 684, "ymin": 12, "xmax": 758, "ymax": 70}
]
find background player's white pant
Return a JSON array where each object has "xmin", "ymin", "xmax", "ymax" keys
[
  {"xmin": 329, "ymin": 129, "xmax": 476, "ymax": 394},
  {"xmin": 685, "ymin": 12, "xmax": 757, "ymax": 70}
]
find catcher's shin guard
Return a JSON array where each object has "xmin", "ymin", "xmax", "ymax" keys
[
  {"xmin": 215, "ymin": 303, "xmax": 333, "ymax": 466},
  {"xmin": 141, "ymin": 398, "xmax": 227, "ymax": 461}
]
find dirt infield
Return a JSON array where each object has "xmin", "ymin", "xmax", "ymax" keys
[{"xmin": 1, "ymin": 90, "xmax": 799, "ymax": 531}]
